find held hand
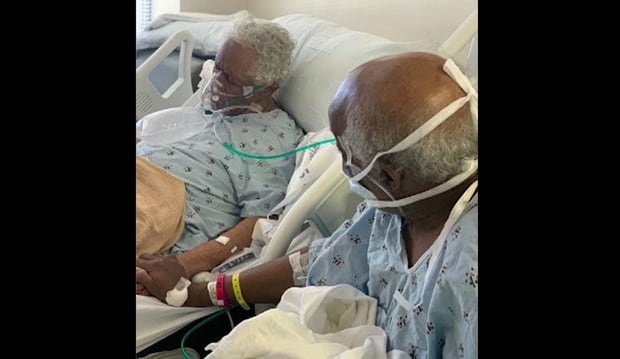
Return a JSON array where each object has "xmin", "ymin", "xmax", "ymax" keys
[
  {"xmin": 135, "ymin": 269, "xmax": 150, "ymax": 296},
  {"xmin": 136, "ymin": 284, "xmax": 150, "ymax": 296},
  {"xmin": 136, "ymin": 253, "xmax": 190, "ymax": 302}
]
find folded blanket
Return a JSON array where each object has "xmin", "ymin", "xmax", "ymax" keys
[
  {"xmin": 137, "ymin": 11, "xmax": 254, "ymax": 58},
  {"xmin": 136, "ymin": 156, "xmax": 185, "ymax": 256},
  {"xmin": 145, "ymin": 10, "xmax": 252, "ymax": 30}
]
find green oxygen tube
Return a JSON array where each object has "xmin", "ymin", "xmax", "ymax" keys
[{"xmin": 223, "ymin": 138, "xmax": 336, "ymax": 160}]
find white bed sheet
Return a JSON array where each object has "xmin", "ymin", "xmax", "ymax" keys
[{"xmin": 136, "ymin": 296, "xmax": 220, "ymax": 353}]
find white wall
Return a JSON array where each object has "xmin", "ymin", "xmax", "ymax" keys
[
  {"xmin": 180, "ymin": 0, "xmax": 476, "ymax": 44},
  {"xmin": 152, "ymin": 0, "xmax": 180, "ymax": 19},
  {"xmin": 181, "ymin": 0, "xmax": 248, "ymax": 15}
]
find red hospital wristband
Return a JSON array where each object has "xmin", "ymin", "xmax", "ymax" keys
[{"xmin": 216, "ymin": 273, "xmax": 229, "ymax": 308}]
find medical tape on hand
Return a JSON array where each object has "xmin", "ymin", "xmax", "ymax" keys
[
  {"xmin": 289, "ymin": 251, "xmax": 310, "ymax": 286},
  {"xmin": 165, "ymin": 277, "xmax": 192, "ymax": 307}
]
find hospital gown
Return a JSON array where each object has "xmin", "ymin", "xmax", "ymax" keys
[
  {"xmin": 136, "ymin": 108, "xmax": 304, "ymax": 253},
  {"xmin": 307, "ymin": 195, "xmax": 478, "ymax": 358}
]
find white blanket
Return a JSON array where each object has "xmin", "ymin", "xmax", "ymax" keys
[
  {"xmin": 145, "ymin": 10, "xmax": 253, "ymax": 31},
  {"xmin": 136, "ymin": 11, "xmax": 254, "ymax": 57},
  {"xmin": 205, "ymin": 285, "xmax": 409, "ymax": 358}
]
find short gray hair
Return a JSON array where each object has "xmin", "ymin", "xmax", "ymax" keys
[
  {"xmin": 348, "ymin": 102, "xmax": 477, "ymax": 185},
  {"xmin": 230, "ymin": 19, "xmax": 295, "ymax": 85}
]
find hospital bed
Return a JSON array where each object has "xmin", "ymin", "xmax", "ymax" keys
[{"xmin": 136, "ymin": 0, "xmax": 478, "ymax": 356}]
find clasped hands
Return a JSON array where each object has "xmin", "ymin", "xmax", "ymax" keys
[{"xmin": 135, "ymin": 253, "xmax": 189, "ymax": 302}]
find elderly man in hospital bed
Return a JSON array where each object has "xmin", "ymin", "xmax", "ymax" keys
[
  {"xmin": 137, "ymin": 50, "xmax": 478, "ymax": 358},
  {"xmin": 135, "ymin": 19, "xmax": 304, "ymax": 277}
]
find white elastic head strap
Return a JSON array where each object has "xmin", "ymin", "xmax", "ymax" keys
[
  {"xmin": 350, "ymin": 58, "xmax": 477, "ymax": 183},
  {"xmin": 443, "ymin": 58, "xmax": 478, "ymax": 133},
  {"xmin": 366, "ymin": 159, "xmax": 477, "ymax": 208},
  {"xmin": 213, "ymin": 77, "xmax": 256, "ymax": 97}
]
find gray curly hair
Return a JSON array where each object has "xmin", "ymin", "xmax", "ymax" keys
[{"xmin": 229, "ymin": 19, "xmax": 295, "ymax": 85}]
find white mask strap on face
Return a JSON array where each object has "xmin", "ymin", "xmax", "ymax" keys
[
  {"xmin": 204, "ymin": 74, "xmax": 253, "ymax": 98},
  {"xmin": 213, "ymin": 76, "xmax": 265, "ymax": 99},
  {"xmin": 443, "ymin": 59, "xmax": 478, "ymax": 133},
  {"xmin": 365, "ymin": 159, "xmax": 477, "ymax": 208},
  {"xmin": 351, "ymin": 95, "xmax": 470, "ymax": 183},
  {"xmin": 211, "ymin": 104, "xmax": 263, "ymax": 116}
]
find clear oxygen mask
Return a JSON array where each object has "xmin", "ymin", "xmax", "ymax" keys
[{"xmin": 199, "ymin": 73, "xmax": 269, "ymax": 115}]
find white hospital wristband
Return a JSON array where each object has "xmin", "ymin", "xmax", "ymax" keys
[
  {"xmin": 165, "ymin": 277, "xmax": 192, "ymax": 307},
  {"xmin": 288, "ymin": 251, "xmax": 310, "ymax": 286},
  {"xmin": 206, "ymin": 281, "xmax": 222, "ymax": 306}
]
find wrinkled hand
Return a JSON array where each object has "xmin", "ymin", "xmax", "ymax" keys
[
  {"xmin": 135, "ymin": 270, "xmax": 150, "ymax": 296},
  {"xmin": 136, "ymin": 253, "xmax": 189, "ymax": 303}
]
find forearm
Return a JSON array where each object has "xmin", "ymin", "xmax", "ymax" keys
[
  {"xmin": 185, "ymin": 249, "xmax": 301, "ymax": 307},
  {"xmin": 226, "ymin": 254, "xmax": 297, "ymax": 304},
  {"xmin": 178, "ymin": 216, "xmax": 260, "ymax": 277}
]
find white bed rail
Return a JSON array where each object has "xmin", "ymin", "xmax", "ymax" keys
[
  {"xmin": 259, "ymin": 158, "xmax": 362, "ymax": 264},
  {"xmin": 136, "ymin": 30, "xmax": 195, "ymax": 120},
  {"xmin": 254, "ymin": 157, "xmax": 362, "ymax": 314},
  {"xmin": 438, "ymin": 9, "xmax": 478, "ymax": 59}
]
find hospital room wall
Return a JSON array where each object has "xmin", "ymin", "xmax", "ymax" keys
[
  {"xmin": 151, "ymin": 0, "xmax": 253, "ymax": 23},
  {"xmin": 179, "ymin": 0, "xmax": 477, "ymax": 44},
  {"xmin": 179, "ymin": 0, "xmax": 245, "ymax": 14},
  {"xmin": 152, "ymin": 0, "xmax": 179, "ymax": 18}
]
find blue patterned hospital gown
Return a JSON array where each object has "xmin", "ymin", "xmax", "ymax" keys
[
  {"xmin": 136, "ymin": 109, "xmax": 304, "ymax": 253},
  {"xmin": 307, "ymin": 195, "xmax": 478, "ymax": 358}
]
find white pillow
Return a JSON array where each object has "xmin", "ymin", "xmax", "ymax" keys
[{"xmin": 274, "ymin": 14, "xmax": 439, "ymax": 133}]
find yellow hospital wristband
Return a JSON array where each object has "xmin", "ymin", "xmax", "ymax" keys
[{"xmin": 231, "ymin": 272, "xmax": 251, "ymax": 310}]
